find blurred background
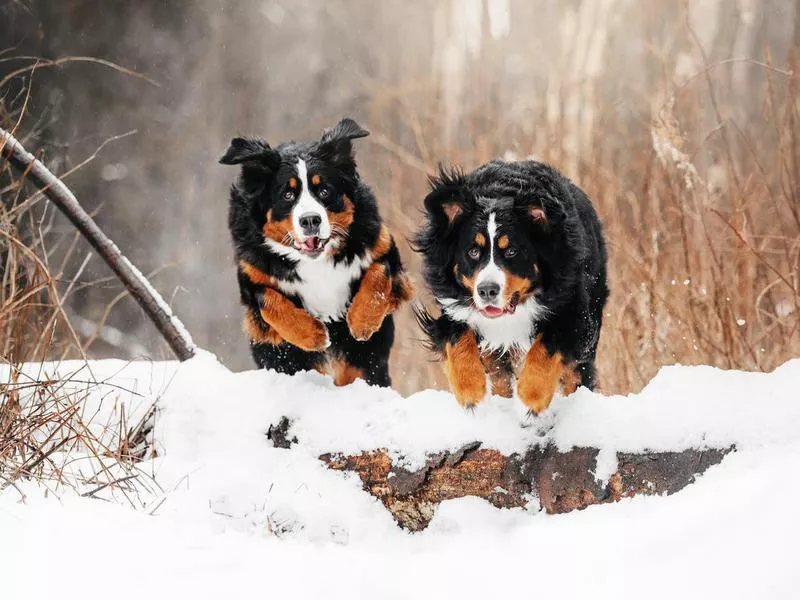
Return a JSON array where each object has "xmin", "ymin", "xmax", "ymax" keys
[{"xmin": 1, "ymin": 0, "xmax": 799, "ymax": 396}]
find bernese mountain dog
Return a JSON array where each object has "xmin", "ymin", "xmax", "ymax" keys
[
  {"xmin": 413, "ymin": 160, "xmax": 608, "ymax": 413},
  {"xmin": 220, "ymin": 118, "xmax": 413, "ymax": 387}
]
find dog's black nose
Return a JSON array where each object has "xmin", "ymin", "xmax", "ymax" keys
[
  {"xmin": 477, "ymin": 281, "xmax": 501, "ymax": 302},
  {"xmin": 299, "ymin": 212, "xmax": 322, "ymax": 235}
]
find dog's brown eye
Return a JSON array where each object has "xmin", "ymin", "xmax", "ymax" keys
[
  {"xmin": 318, "ymin": 187, "xmax": 329, "ymax": 199},
  {"xmin": 505, "ymin": 247, "xmax": 517, "ymax": 258},
  {"xmin": 283, "ymin": 190, "xmax": 295, "ymax": 201},
  {"xmin": 468, "ymin": 247, "xmax": 481, "ymax": 260}
]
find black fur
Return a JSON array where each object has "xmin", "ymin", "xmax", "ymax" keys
[
  {"xmin": 221, "ymin": 118, "xmax": 407, "ymax": 387},
  {"xmin": 413, "ymin": 159, "xmax": 608, "ymax": 390}
]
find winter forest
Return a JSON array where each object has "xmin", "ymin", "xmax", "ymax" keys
[{"xmin": 2, "ymin": 1, "xmax": 800, "ymax": 599}]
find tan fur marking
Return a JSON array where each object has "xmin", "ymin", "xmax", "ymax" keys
[
  {"xmin": 560, "ymin": 363, "xmax": 582, "ymax": 395},
  {"xmin": 480, "ymin": 352, "xmax": 513, "ymax": 398},
  {"xmin": 347, "ymin": 262, "xmax": 393, "ymax": 341},
  {"xmin": 503, "ymin": 272, "xmax": 533, "ymax": 305},
  {"xmin": 444, "ymin": 330, "xmax": 487, "ymax": 407},
  {"xmin": 243, "ymin": 310, "xmax": 283, "ymax": 345},
  {"xmin": 288, "ymin": 178, "xmax": 297, "ymax": 189},
  {"xmin": 311, "ymin": 174, "xmax": 321, "ymax": 186},
  {"xmin": 497, "ymin": 235, "xmax": 509, "ymax": 249},
  {"xmin": 331, "ymin": 359, "xmax": 364, "ymax": 386},
  {"xmin": 516, "ymin": 336, "xmax": 564, "ymax": 414},
  {"xmin": 239, "ymin": 260, "xmax": 276, "ymax": 287},
  {"xmin": 259, "ymin": 288, "xmax": 329, "ymax": 352},
  {"xmin": 474, "ymin": 233, "xmax": 486, "ymax": 247},
  {"xmin": 460, "ymin": 272, "xmax": 476, "ymax": 294},
  {"xmin": 371, "ymin": 224, "xmax": 393, "ymax": 260},
  {"xmin": 328, "ymin": 196, "xmax": 355, "ymax": 248},
  {"xmin": 263, "ymin": 214, "xmax": 294, "ymax": 246}
]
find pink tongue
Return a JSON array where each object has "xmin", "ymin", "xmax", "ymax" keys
[
  {"xmin": 303, "ymin": 238, "xmax": 317, "ymax": 251},
  {"xmin": 482, "ymin": 306, "xmax": 504, "ymax": 317}
]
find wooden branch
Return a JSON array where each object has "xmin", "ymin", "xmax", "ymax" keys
[
  {"xmin": 317, "ymin": 441, "xmax": 731, "ymax": 531},
  {"xmin": 1, "ymin": 127, "xmax": 196, "ymax": 361}
]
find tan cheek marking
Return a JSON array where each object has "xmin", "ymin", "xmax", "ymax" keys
[
  {"xmin": 263, "ymin": 215, "xmax": 294, "ymax": 245},
  {"xmin": 498, "ymin": 235, "xmax": 509, "ymax": 249},
  {"xmin": 289, "ymin": 178, "xmax": 297, "ymax": 189},
  {"xmin": 311, "ymin": 174, "xmax": 321, "ymax": 186},
  {"xmin": 328, "ymin": 195, "xmax": 355, "ymax": 240},
  {"xmin": 503, "ymin": 272, "xmax": 532, "ymax": 303},
  {"xmin": 460, "ymin": 273, "xmax": 476, "ymax": 293},
  {"xmin": 474, "ymin": 233, "xmax": 486, "ymax": 247}
]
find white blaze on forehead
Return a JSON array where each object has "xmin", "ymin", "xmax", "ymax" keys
[
  {"xmin": 292, "ymin": 158, "xmax": 331, "ymax": 241},
  {"xmin": 474, "ymin": 212, "xmax": 505, "ymax": 307}
]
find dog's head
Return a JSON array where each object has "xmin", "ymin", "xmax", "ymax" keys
[
  {"xmin": 414, "ymin": 161, "xmax": 570, "ymax": 320},
  {"xmin": 220, "ymin": 117, "xmax": 369, "ymax": 260}
]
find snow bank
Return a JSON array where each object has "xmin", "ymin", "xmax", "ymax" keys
[{"xmin": 3, "ymin": 352, "xmax": 800, "ymax": 598}]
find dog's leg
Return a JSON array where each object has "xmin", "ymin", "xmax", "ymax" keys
[
  {"xmin": 259, "ymin": 288, "xmax": 330, "ymax": 352},
  {"xmin": 347, "ymin": 226, "xmax": 413, "ymax": 342},
  {"xmin": 243, "ymin": 306, "xmax": 284, "ymax": 345},
  {"xmin": 328, "ymin": 320, "xmax": 393, "ymax": 388},
  {"xmin": 516, "ymin": 336, "xmax": 564, "ymax": 414},
  {"xmin": 346, "ymin": 263, "xmax": 394, "ymax": 341},
  {"xmin": 481, "ymin": 351, "xmax": 514, "ymax": 398},
  {"xmin": 445, "ymin": 330, "xmax": 487, "ymax": 408},
  {"xmin": 330, "ymin": 358, "xmax": 365, "ymax": 386}
]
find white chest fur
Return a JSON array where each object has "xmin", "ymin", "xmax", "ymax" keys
[
  {"xmin": 441, "ymin": 296, "xmax": 547, "ymax": 353},
  {"xmin": 278, "ymin": 254, "xmax": 372, "ymax": 322}
]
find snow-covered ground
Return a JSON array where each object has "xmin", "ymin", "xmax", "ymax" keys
[{"xmin": 2, "ymin": 351, "xmax": 800, "ymax": 599}]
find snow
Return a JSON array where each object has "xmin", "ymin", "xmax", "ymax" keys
[{"xmin": 3, "ymin": 352, "xmax": 800, "ymax": 599}]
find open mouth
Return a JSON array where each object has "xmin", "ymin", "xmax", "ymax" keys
[
  {"xmin": 294, "ymin": 236, "xmax": 328, "ymax": 257},
  {"xmin": 477, "ymin": 293, "xmax": 521, "ymax": 319}
]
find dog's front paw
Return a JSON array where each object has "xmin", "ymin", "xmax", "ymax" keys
[
  {"xmin": 451, "ymin": 371, "xmax": 488, "ymax": 409},
  {"xmin": 346, "ymin": 302, "xmax": 386, "ymax": 341},
  {"xmin": 444, "ymin": 330, "xmax": 487, "ymax": 408},
  {"xmin": 516, "ymin": 377, "xmax": 555, "ymax": 415},
  {"xmin": 516, "ymin": 337, "xmax": 563, "ymax": 414},
  {"xmin": 290, "ymin": 317, "xmax": 330, "ymax": 353}
]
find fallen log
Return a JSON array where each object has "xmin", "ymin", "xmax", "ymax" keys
[{"xmin": 318, "ymin": 442, "xmax": 731, "ymax": 531}]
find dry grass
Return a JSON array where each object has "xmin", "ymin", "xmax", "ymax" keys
[
  {"xmin": 1, "ymin": 102, "xmax": 159, "ymax": 503},
  {"xmin": 365, "ymin": 51, "xmax": 800, "ymax": 395}
]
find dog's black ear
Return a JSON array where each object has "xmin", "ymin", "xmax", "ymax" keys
[
  {"xmin": 315, "ymin": 117, "xmax": 369, "ymax": 172},
  {"xmin": 219, "ymin": 137, "xmax": 280, "ymax": 170},
  {"xmin": 423, "ymin": 165, "xmax": 475, "ymax": 228},
  {"xmin": 514, "ymin": 191, "xmax": 566, "ymax": 231},
  {"xmin": 220, "ymin": 137, "xmax": 281, "ymax": 195}
]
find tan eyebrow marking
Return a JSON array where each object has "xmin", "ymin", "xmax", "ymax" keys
[
  {"xmin": 288, "ymin": 178, "xmax": 297, "ymax": 189},
  {"xmin": 311, "ymin": 174, "xmax": 321, "ymax": 186},
  {"xmin": 498, "ymin": 235, "xmax": 509, "ymax": 249},
  {"xmin": 474, "ymin": 233, "xmax": 486, "ymax": 247}
]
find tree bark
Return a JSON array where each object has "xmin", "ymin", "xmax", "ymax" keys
[
  {"xmin": 317, "ymin": 442, "xmax": 730, "ymax": 531},
  {"xmin": 0, "ymin": 127, "xmax": 196, "ymax": 361}
]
